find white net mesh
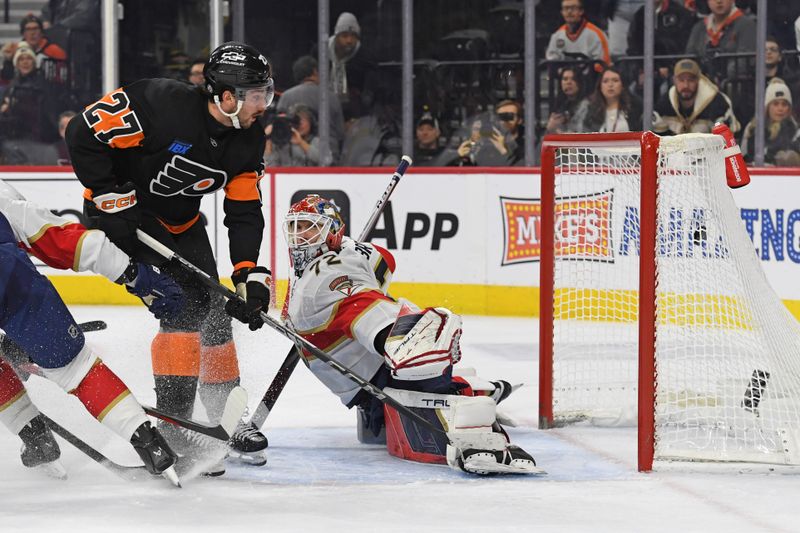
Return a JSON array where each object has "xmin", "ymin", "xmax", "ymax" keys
[{"xmin": 548, "ymin": 133, "xmax": 800, "ymax": 465}]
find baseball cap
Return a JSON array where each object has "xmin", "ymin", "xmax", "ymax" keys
[
  {"xmin": 416, "ymin": 111, "xmax": 439, "ymax": 129},
  {"xmin": 673, "ymin": 59, "xmax": 700, "ymax": 78}
]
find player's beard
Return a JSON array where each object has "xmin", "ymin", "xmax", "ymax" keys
[{"xmin": 239, "ymin": 111, "xmax": 262, "ymax": 129}]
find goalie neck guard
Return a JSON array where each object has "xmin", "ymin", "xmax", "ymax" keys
[{"xmin": 283, "ymin": 194, "xmax": 345, "ymax": 276}]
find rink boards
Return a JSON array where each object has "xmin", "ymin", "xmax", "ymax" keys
[{"xmin": 2, "ymin": 166, "xmax": 800, "ymax": 318}]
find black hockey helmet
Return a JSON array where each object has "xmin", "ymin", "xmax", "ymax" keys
[{"xmin": 204, "ymin": 42, "xmax": 273, "ymax": 98}]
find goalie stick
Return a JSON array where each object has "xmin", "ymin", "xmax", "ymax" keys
[
  {"xmin": 249, "ymin": 154, "xmax": 413, "ymax": 429},
  {"xmin": 136, "ymin": 225, "xmax": 458, "ymax": 441}
]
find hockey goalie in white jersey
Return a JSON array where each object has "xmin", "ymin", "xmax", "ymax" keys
[{"xmin": 283, "ymin": 194, "xmax": 539, "ymax": 475}]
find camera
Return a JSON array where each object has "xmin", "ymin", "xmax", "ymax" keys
[{"xmin": 268, "ymin": 113, "xmax": 300, "ymax": 147}]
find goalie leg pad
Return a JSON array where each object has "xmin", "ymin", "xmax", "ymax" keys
[
  {"xmin": 384, "ymin": 307, "xmax": 462, "ymax": 384},
  {"xmin": 382, "ymin": 388, "xmax": 503, "ymax": 465},
  {"xmin": 383, "ymin": 388, "xmax": 451, "ymax": 464},
  {"xmin": 383, "ymin": 388, "xmax": 541, "ymax": 475}
]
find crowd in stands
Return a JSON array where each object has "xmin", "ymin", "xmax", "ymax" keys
[{"xmin": 2, "ymin": 1, "xmax": 800, "ymax": 167}]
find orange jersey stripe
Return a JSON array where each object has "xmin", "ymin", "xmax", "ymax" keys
[
  {"xmin": 586, "ymin": 22, "xmax": 611, "ymax": 65},
  {"xmin": 158, "ymin": 214, "xmax": 200, "ymax": 234},
  {"xmin": 224, "ymin": 171, "xmax": 263, "ymax": 202}
]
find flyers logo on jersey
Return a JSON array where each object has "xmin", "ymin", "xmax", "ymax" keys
[
  {"xmin": 150, "ymin": 155, "xmax": 228, "ymax": 197},
  {"xmin": 82, "ymin": 89, "xmax": 144, "ymax": 148}
]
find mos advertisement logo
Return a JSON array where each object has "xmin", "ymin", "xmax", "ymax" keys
[{"xmin": 501, "ymin": 190, "xmax": 613, "ymax": 265}]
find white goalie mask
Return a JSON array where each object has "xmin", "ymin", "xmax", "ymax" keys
[{"xmin": 283, "ymin": 194, "xmax": 345, "ymax": 276}]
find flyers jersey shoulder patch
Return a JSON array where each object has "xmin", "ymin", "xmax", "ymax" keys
[{"xmin": 82, "ymin": 88, "xmax": 144, "ymax": 148}]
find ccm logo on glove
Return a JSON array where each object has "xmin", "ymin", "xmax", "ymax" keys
[{"xmin": 94, "ymin": 190, "xmax": 137, "ymax": 213}]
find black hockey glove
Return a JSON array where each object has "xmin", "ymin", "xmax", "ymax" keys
[
  {"xmin": 118, "ymin": 261, "xmax": 184, "ymax": 319},
  {"xmin": 225, "ymin": 266, "xmax": 271, "ymax": 331},
  {"xmin": 93, "ymin": 182, "xmax": 140, "ymax": 255}
]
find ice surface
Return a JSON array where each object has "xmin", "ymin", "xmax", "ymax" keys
[{"xmin": 0, "ymin": 307, "xmax": 797, "ymax": 533}]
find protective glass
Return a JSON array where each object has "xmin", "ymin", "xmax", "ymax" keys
[{"xmin": 497, "ymin": 112, "xmax": 518, "ymax": 122}]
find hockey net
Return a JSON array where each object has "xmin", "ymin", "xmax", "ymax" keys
[{"xmin": 538, "ymin": 132, "xmax": 800, "ymax": 471}]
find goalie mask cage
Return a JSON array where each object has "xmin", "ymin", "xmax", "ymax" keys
[{"xmin": 538, "ymin": 131, "xmax": 800, "ymax": 472}]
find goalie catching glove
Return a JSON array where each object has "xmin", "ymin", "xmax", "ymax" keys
[
  {"xmin": 116, "ymin": 261, "xmax": 184, "ymax": 319},
  {"xmin": 225, "ymin": 266, "xmax": 271, "ymax": 330}
]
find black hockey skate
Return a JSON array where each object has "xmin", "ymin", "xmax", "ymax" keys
[
  {"xmin": 228, "ymin": 420, "xmax": 268, "ymax": 467},
  {"xmin": 19, "ymin": 415, "xmax": 67, "ymax": 479},
  {"xmin": 158, "ymin": 422, "xmax": 227, "ymax": 477},
  {"xmin": 131, "ymin": 422, "xmax": 181, "ymax": 486}
]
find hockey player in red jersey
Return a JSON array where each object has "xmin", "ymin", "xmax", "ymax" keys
[
  {"xmin": 65, "ymin": 42, "xmax": 272, "ymax": 470},
  {"xmin": 0, "ymin": 179, "xmax": 183, "ymax": 484},
  {"xmin": 281, "ymin": 195, "xmax": 540, "ymax": 475}
]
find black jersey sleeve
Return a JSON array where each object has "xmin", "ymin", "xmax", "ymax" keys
[
  {"xmin": 65, "ymin": 85, "xmax": 148, "ymax": 195},
  {"xmin": 223, "ymin": 140, "xmax": 267, "ymax": 270},
  {"xmin": 224, "ymin": 196, "xmax": 265, "ymax": 270}
]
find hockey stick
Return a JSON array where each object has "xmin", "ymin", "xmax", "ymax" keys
[
  {"xmin": 0, "ymin": 321, "xmax": 106, "ymax": 356},
  {"xmin": 249, "ymin": 155, "xmax": 413, "ymax": 428},
  {"xmin": 16, "ymin": 362, "xmax": 247, "ymax": 442},
  {"xmin": 143, "ymin": 386, "xmax": 248, "ymax": 441},
  {"xmin": 136, "ymin": 228, "xmax": 454, "ymax": 441},
  {"xmin": 39, "ymin": 413, "xmax": 148, "ymax": 481},
  {"xmin": 78, "ymin": 320, "xmax": 107, "ymax": 333}
]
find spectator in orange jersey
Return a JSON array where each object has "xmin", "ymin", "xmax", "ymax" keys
[
  {"xmin": 1, "ymin": 14, "xmax": 67, "ymax": 83},
  {"xmin": 545, "ymin": 0, "xmax": 610, "ymax": 68}
]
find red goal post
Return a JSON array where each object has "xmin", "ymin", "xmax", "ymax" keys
[{"xmin": 539, "ymin": 132, "xmax": 659, "ymax": 471}]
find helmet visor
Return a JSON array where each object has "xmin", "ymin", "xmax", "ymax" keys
[{"xmin": 235, "ymin": 78, "xmax": 275, "ymax": 107}]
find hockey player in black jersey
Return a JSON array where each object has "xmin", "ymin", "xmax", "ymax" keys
[{"xmin": 66, "ymin": 42, "xmax": 273, "ymax": 473}]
